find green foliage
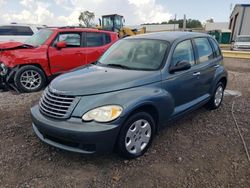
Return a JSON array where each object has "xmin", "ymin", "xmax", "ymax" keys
[
  {"xmin": 78, "ymin": 11, "xmax": 95, "ymax": 27},
  {"xmin": 206, "ymin": 18, "xmax": 214, "ymax": 23},
  {"xmin": 168, "ymin": 19, "xmax": 202, "ymax": 28}
]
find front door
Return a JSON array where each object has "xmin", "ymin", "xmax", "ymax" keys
[
  {"xmin": 162, "ymin": 39, "xmax": 201, "ymax": 116},
  {"xmin": 48, "ymin": 32, "xmax": 85, "ymax": 74}
]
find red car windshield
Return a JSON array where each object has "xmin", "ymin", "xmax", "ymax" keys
[{"xmin": 25, "ymin": 29, "xmax": 53, "ymax": 46}]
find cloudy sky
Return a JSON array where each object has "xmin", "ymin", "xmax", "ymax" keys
[{"xmin": 0, "ymin": 0, "xmax": 249, "ymax": 26}]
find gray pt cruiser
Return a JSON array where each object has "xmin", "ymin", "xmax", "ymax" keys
[{"xmin": 31, "ymin": 32, "xmax": 227, "ymax": 159}]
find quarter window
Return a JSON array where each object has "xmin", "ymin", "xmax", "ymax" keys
[
  {"xmin": 194, "ymin": 38, "xmax": 214, "ymax": 63},
  {"xmin": 171, "ymin": 40, "xmax": 195, "ymax": 66},
  {"xmin": 209, "ymin": 38, "xmax": 221, "ymax": 57},
  {"xmin": 86, "ymin": 32, "xmax": 111, "ymax": 47}
]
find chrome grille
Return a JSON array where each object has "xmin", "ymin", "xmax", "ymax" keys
[{"xmin": 39, "ymin": 88, "xmax": 79, "ymax": 119}]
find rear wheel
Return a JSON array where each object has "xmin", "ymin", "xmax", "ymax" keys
[
  {"xmin": 14, "ymin": 65, "xmax": 46, "ymax": 93},
  {"xmin": 206, "ymin": 82, "xmax": 224, "ymax": 110},
  {"xmin": 117, "ymin": 112, "xmax": 155, "ymax": 159}
]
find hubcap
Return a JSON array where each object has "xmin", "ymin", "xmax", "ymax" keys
[
  {"xmin": 20, "ymin": 70, "xmax": 42, "ymax": 90},
  {"xmin": 214, "ymin": 85, "xmax": 223, "ymax": 106},
  {"xmin": 125, "ymin": 119, "xmax": 151, "ymax": 154}
]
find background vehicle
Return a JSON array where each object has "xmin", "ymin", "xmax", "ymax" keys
[
  {"xmin": 231, "ymin": 35, "xmax": 250, "ymax": 51},
  {"xmin": 31, "ymin": 32, "xmax": 227, "ymax": 159},
  {"xmin": 97, "ymin": 14, "xmax": 146, "ymax": 38},
  {"xmin": 0, "ymin": 27, "xmax": 118, "ymax": 92},
  {"xmin": 0, "ymin": 23, "xmax": 46, "ymax": 42}
]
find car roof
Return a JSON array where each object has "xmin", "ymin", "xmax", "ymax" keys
[
  {"xmin": 47, "ymin": 27, "xmax": 117, "ymax": 35},
  {"xmin": 0, "ymin": 23, "xmax": 46, "ymax": 27},
  {"xmin": 128, "ymin": 31, "xmax": 211, "ymax": 43}
]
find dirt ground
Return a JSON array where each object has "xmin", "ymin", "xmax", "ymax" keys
[{"xmin": 0, "ymin": 58, "xmax": 249, "ymax": 188}]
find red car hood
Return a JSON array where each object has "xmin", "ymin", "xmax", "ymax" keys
[{"xmin": 0, "ymin": 41, "xmax": 26, "ymax": 50}]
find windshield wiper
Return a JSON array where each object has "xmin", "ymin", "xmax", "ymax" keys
[{"xmin": 105, "ymin": 64, "xmax": 131, "ymax": 69}]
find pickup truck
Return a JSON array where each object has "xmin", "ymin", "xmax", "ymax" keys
[{"xmin": 0, "ymin": 27, "xmax": 118, "ymax": 92}]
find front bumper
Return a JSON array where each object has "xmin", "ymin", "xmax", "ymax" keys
[{"xmin": 31, "ymin": 105, "xmax": 122, "ymax": 155}]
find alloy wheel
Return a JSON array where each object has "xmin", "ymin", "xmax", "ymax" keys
[{"xmin": 20, "ymin": 70, "xmax": 42, "ymax": 90}]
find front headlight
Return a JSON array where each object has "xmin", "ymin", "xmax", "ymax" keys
[{"xmin": 82, "ymin": 105, "xmax": 123, "ymax": 122}]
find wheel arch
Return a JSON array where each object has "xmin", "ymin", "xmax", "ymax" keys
[
  {"xmin": 218, "ymin": 76, "xmax": 227, "ymax": 88},
  {"xmin": 17, "ymin": 64, "xmax": 48, "ymax": 79},
  {"xmin": 122, "ymin": 102, "xmax": 160, "ymax": 134}
]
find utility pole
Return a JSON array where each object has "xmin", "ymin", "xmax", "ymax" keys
[
  {"xmin": 174, "ymin": 14, "xmax": 177, "ymax": 31},
  {"xmin": 183, "ymin": 14, "xmax": 186, "ymax": 31}
]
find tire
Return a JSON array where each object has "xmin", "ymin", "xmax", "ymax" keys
[
  {"xmin": 117, "ymin": 112, "xmax": 155, "ymax": 159},
  {"xmin": 206, "ymin": 82, "xmax": 225, "ymax": 110},
  {"xmin": 14, "ymin": 65, "xmax": 46, "ymax": 93}
]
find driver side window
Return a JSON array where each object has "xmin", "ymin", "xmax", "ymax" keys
[{"xmin": 171, "ymin": 40, "xmax": 195, "ymax": 66}]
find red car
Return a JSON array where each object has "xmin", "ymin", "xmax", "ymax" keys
[{"xmin": 0, "ymin": 27, "xmax": 118, "ymax": 92}]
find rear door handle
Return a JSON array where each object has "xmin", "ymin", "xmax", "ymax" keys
[
  {"xmin": 193, "ymin": 72, "xmax": 200, "ymax": 76},
  {"xmin": 214, "ymin": 65, "xmax": 220, "ymax": 68}
]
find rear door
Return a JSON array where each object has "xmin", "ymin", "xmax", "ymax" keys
[
  {"xmin": 48, "ymin": 32, "xmax": 85, "ymax": 74},
  {"xmin": 84, "ymin": 32, "xmax": 113, "ymax": 63},
  {"xmin": 192, "ymin": 37, "xmax": 219, "ymax": 98}
]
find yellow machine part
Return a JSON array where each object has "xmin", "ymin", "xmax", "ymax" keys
[{"xmin": 118, "ymin": 27, "xmax": 146, "ymax": 38}]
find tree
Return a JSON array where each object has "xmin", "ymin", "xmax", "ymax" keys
[
  {"xmin": 206, "ymin": 18, "xmax": 214, "ymax": 23},
  {"xmin": 78, "ymin": 11, "xmax": 95, "ymax": 27},
  {"xmin": 168, "ymin": 19, "xmax": 202, "ymax": 28}
]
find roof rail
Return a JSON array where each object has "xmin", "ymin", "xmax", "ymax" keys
[{"xmin": 59, "ymin": 26, "xmax": 83, "ymax": 29}]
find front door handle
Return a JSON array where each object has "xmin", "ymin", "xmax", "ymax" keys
[
  {"xmin": 214, "ymin": 65, "xmax": 220, "ymax": 68},
  {"xmin": 193, "ymin": 72, "xmax": 201, "ymax": 76}
]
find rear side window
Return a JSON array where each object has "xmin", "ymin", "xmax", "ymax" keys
[
  {"xmin": 171, "ymin": 40, "xmax": 195, "ymax": 66},
  {"xmin": 0, "ymin": 26, "xmax": 33, "ymax": 36},
  {"xmin": 0, "ymin": 26, "xmax": 13, "ymax": 35},
  {"xmin": 194, "ymin": 38, "xmax": 213, "ymax": 63},
  {"xmin": 86, "ymin": 32, "xmax": 111, "ymax": 47},
  {"xmin": 15, "ymin": 26, "xmax": 34, "ymax": 35},
  {"xmin": 209, "ymin": 38, "xmax": 221, "ymax": 57}
]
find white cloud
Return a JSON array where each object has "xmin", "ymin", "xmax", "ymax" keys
[
  {"xmin": 128, "ymin": 0, "xmax": 172, "ymax": 24},
  {"xmin": 2, "ymin": 1, "xmax": 55, "ymax": 25},
  {"xmin": 0, "ymin": 0, "xmax": 172, "ymax": 26}
]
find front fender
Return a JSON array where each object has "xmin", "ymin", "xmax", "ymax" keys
[{"xmin": 72, "ymin": 83, "xmax": 174, "ymax": 127}]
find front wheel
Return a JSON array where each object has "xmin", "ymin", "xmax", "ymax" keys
[
  {"xmin": 117, "ymin": 112, "xmax": 155, "ymax": 159},
  {"xmin": 206, "ymin": 82, "xmax": 225, "ymax": 110},
  {"xmin": 14, "ymin": 65, "xmax": 46, "ymax": 93}
]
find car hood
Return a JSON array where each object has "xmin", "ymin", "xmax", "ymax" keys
[
  {"xmin": 0, "ymin": 41, "xmax": 33, "ymax": 50},
  {"xmin": 49, "ymin": 65, "xmax": 162, "ymax": 96}
]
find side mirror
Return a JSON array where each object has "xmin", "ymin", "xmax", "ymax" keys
[
  {"xmin": 56, "ymin": 41, "xmax": 67, "ymax": 49},
  {"xmin": 170, "ymin": 61, "xmax": 191, "ymax": 73}
]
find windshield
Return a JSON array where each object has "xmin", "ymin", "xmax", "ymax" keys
[
  {"xmin": 103, "ymin": 17, "xmax": 114, "ymax": 31},
  {"xmin": 98, "ymin": 39, "xmax": 169, "ymax": 71},
  {"xmin": 25, "ymin": 29, "xmax": 53, "ymax": 46},
  {"xmin": 237, "ymin": 36, "xmax": 250, "ymax": 42}
]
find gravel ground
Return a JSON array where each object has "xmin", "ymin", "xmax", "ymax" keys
[{"xmin": 0, "ymin": 58, "xmax": 249, "ymax": 188}]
